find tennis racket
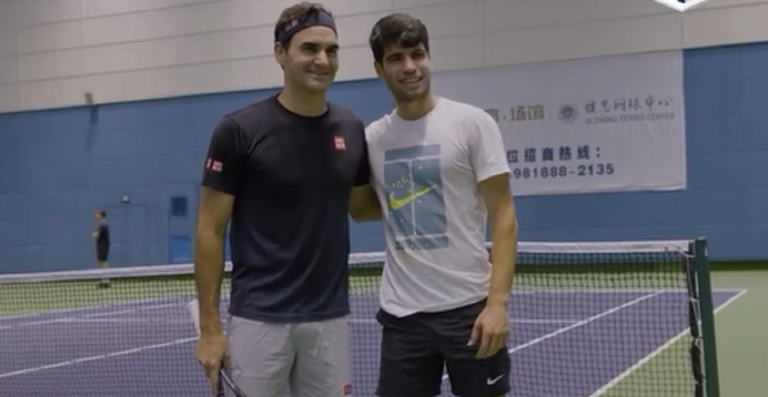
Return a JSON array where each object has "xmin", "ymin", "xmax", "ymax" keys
[{"xmin": 186, "ymin": 299, "xmax": 249, "ymax": 397}]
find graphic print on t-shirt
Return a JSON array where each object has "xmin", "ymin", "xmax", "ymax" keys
[{"xmin": 383, "ymin": 144, "xmax": 448, "ymax": 251}]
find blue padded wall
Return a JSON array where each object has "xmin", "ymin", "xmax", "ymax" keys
[{"xmin": 2, "ymin": 42, "xmax": 768, "ymax": 273}]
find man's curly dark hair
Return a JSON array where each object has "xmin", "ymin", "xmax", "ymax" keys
[{"xmin": 368, "ymin": 13, "xmax": 430, "ymax": 64}]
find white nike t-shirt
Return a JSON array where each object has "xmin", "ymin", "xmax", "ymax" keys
[{"xmin": 365, "ymin": 97, "xmax": 511, "ymax": 317}]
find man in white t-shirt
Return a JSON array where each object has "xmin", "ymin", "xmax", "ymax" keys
[{"xmin": 363, "ymin": 12, "xmax": 520, "ymax": 397}]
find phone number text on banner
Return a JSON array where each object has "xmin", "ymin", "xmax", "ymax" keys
[{"xmin": 432, "ymin": 50, "xmax": 687, "ymax": 197}]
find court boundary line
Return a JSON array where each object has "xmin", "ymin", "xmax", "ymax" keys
[
  {"xmin": 22, "ymin": 318, "xmax": 194, "ymax": 325},
  {"xmin": 587, "ymin": 288, "xmax": 748, "ymax": 397},
  {"xmin": 1, "ymin": 288, "xmax": 742, "ymax": 322},
  {"xmin": 441, "ymin": 291, "xmax": 664, "ymax": 381},
  {"xmin": 349, "ymin": 287, "xmax": 743, "ymax": 295},
  {"xmin": 0, "ymin": 303, "xmax": 179, "ymax": 331},
  {"xmin": 350, "ymin": 318, "xmax": 580, "ymax": 325},
  {"xmin": 0, "ymin": 296, "xmax": 181, "ymax": 322},
  {"xmin": 0, "ymin": 336, "xmax": 198, "ymax": 379},
  {"xmin": 2, "ymin": 287, "xmax": 742, "ymax": 329},
  {"xmin": 509, "ymin": 288, "xmax": 744, "ymax": 294},
  {"xmin": 1, "ymin": 317, "xmax": 583, "ymax": 330}
]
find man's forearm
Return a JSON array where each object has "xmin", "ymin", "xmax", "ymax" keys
[
  {"xmin": 194, "ymin": 230, "xmax": 226, "ymax": 335},
  {"xmin": 487, "ymin": 207, "xmax": 518, "ymax": 307},
  {"xmin": 350, "ymin": 185, "xmax": 383, "ymax": 222},
  {"xmin": 352, "ymin": 202, "xmax": 382, "ymax": 222}
]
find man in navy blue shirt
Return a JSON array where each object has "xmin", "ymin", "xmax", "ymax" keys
[{"xmin": 192, "ymin": 2, "xmax": 380, "ymax": 396}]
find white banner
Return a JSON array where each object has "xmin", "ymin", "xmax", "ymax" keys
[{"xmin": 432, "ymin": 50, "xmax": 687, "ymax": 196}]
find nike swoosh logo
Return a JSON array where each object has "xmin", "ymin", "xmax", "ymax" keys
[
  {"xmin": 486, "ymin": 374, "xmax": 503, "ymax": 385},
  {"xmin": 387, "ymin": 185, "xmax": 436, "ymax": 210}
]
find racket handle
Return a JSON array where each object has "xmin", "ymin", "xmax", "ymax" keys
[
  {"xmin": 220, "ymin": 369, "xmax": 248, "ymax": 397},
  {"xmin": 217, "ymin": 377, "xmax": 226, "ymax": 397},
  {"xmin": 216, "ymin": 379, "xmax": 226, "ymax": 397}
]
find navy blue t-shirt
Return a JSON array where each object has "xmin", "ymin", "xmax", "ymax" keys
[{"xmin": 201, "ymin": 95, "xmax": 370, "ymax": 323}]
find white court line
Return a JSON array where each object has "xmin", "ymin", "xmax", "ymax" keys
[
  {"xmin": 587, "ymin": 288, "xmax": 749, "ymax": 397},
  {"xmin": 0, "ymin": 303, "xmax": 181, "ymax": 331},
  {"xmin": 0, "ymin": 296, "xmax": 182, "ymax": 322},
  {"xmin": 350, "ymin": 318, "xmax": 579, "ymax": 325},
  {"xmin": 55, "ymin": 318, "xmax": 192, "ymax": 325},
  {"xmin": 351, "ymin": 288, "xmax": 744, "ymax": 296},
  {"xmin": 1, "ymin": 288, "xmax": 740, "ymax": 323},
  {"xmin": 507, "ymin": 288, "xmax": 745, "ymax": 294},
  {"xmin": 348, "ymin": 289, "xmax": 541, "ymax": 296},
  {"xmin": 4, "ymin": 317, "xmax": 579, "ymax": 328},
  {"xmin": 80, "ymin": 303, "xmax": 178, "ymax": 318},
  {"xmin": 0, "ymin": 337, "xmax": 197, "ymax": 379},
  {"xmin": 441, "ymin": 291, "xmax": 664, "ymax": 381}
]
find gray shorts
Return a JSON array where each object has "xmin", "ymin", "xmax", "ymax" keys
[{"xmin": 224, "ymin": 315, "xmax": 351, "ymax": 397}]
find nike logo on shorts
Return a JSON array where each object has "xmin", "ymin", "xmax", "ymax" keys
[{"xmin": 486, "ymin": 374, "xmax": 504, "ymax": 385}]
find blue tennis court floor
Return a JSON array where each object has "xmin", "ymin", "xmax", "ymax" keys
[{"xmin": 0, "ymin": 288, "xmax": 743, "ymax": 397}]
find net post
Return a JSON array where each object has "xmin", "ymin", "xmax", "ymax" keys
[{"xmin": 694, "ymin": 237, "xmax": 720, "ymax": 397}]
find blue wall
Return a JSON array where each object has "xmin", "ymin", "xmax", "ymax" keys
[{"xmin": 1, "ymin": 42, "xmax": 767, "ymax": 274}]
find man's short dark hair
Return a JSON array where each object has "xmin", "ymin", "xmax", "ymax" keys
[
  {"xmin": 275, "ymin": 2, "xmax": 333, "ymax": 48},
  {"xmin": 97, "ymin": 210, "xmax": 106, "ymax": 218},
  {"xmin": 368, "ymin": 13, "xmax": 430, "ymax": 64}
]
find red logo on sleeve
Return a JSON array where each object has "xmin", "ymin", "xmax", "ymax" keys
[
  {"xmin": 334, "ymin": 136, "xmax": 346, "ymax": 150},
  {"xmin": 206, "ymin": 158, "xmax": 223, "ymax": 172},
  {"xmin": 342, "ymin": 383, "xmax": 352, "ymax": 395}
]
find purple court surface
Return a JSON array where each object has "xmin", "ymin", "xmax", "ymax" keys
[{"xmin": 0, "ymin": 289, "xmax": 743, "ymax": 397}]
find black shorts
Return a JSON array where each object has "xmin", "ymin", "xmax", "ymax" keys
[
  {"xmin": 376, "ymin": 299, "xmax": 511, "ymax": 397},
  {"xmin": 96, "ymin": 246, "xmax": 109, "ymax": 262}
]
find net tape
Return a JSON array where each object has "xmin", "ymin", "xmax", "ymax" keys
[{"xmin": 0, "ymin": 239, "xmax": 693, "ymax": 284}]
